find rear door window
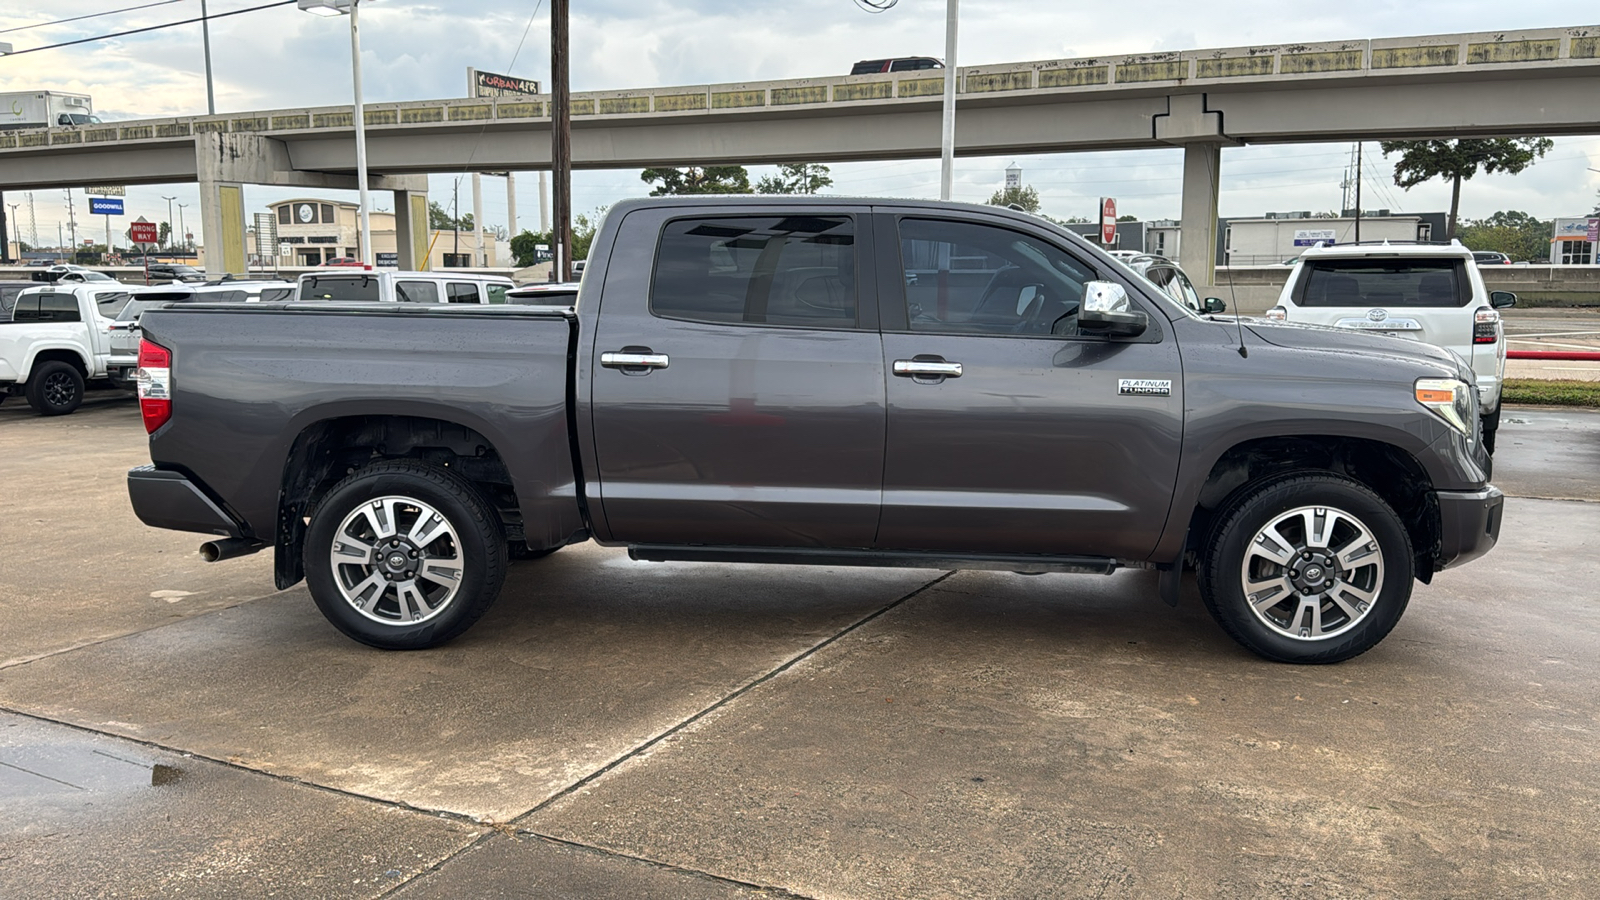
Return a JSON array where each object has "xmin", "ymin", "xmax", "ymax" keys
[
  {"xmin": 396, "ymin": 281, "xmax": 441, "ymax": 303},
  {"xmin": 1295, "ymin": 259, "xmax": 1467, "ymax": 308},
  {"xmin": 485, "ymin": 283, "xmax": 510, "ymax": 304},
  {"xmin": 446, "ymin": 283, "xmax": 481, "ymax": 304},
  {"xmin": 650, "ymin": 215, "xmax": 859, "ymax": 328}
]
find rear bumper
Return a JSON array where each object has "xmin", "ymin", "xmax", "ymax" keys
[
  {"xmin": 127, "ymin": 466, "xmax": 243, "ymax": 538},
  {"xmin": 1434, "ymin": 485, "xmax": 1503, "ymax": 570}
]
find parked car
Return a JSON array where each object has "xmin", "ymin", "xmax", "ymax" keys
[
  {"xmin": 850, "ymin": 57, "xmax": 944, "ymax": 75},
  {"xmin": 506, "ymin": 282, "xmax": 581, "ymax": 306},
  {"xmin": 143, "ymin": 263, "xmax": 206, "ymax": 284},
  {"xmin": 107, "ymin": 281, "xmax": 298, "ymax": 360},
  {"xmin": 1, "ymin": 281, "xmax": 31, "ymax": 316},
  {"xmin": 320, "ymin": 257, "xmax": 366, "ymax": 267},
  {"xmin": 128, "ymin": 196, "xmax": 1500, "ymax": 665},
  {"xmin": 1123, "ymin": 257, "xmax": 1226, "ymax": 315},
  {"xmin": 31, "ymin": 265, "xmax": 119, "ymax": 284},
  {"xmin": 1, "ymin": 283, "xmax": 141, "ymax": 414},
  {"xmin": 1266, "ymin": 239, "xmax": 1514, "ymax": 452},
  {"xmin": 297, "ymin": 271, "xmax": 513, "ymax": 304},
  {"xmin": 1471, "ymin": 251, "xmax": 1512, "ymax": 266}
]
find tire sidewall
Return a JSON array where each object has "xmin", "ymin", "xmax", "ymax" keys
[
  {"xmin": 304, "ymin": 468, "xmax": 501, "ymax": 650},
  {"xmin": 1208, "ymin": 476, "xmax": 1413, "ymax": 664}
]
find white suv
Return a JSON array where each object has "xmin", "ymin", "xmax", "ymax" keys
[{"xmin": 1267, "ymin": 240, "xmax": 1516, "ymax": 452}]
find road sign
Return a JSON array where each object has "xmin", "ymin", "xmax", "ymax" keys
[
  {"xmin": 89, "ymin": 197, "xmax": 124, "ymax": 216},
  {"xmin": 83, "ymin": 185, "xmax": 126, "ymax": 197},
  {"xmin": 278, "ymin": 242, "xmax": 292, "ymax": 258},
  {"xmin": 1099, "ymin": 197, "xmax": 1117, "ymax": 245},
  {"xmin": 130, "ymin": 220, "xmax": 159, "ymax": 245}
]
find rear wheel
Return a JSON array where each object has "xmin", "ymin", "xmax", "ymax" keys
[
  {"xmin": 24, "ymin": 361, "xmax": 84, "ymax": 416},
  {"xmin": 1200, "ymin": 473, "xmax": 1413, "ymax": 664},
  {"xmin": 303, "ymin": 460, "xmax": 506, "ymax": 650}
]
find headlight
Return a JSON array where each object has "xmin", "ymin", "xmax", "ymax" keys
[{"xmin": 1415, "ymin": 378, "xmax": 1474, "ymax": 435}]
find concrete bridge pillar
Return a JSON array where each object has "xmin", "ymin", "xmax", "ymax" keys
[
  {"xmin": 1153, "ymin": 93, "xmax": 1238, "ymax": 291},
  {"xmin": 197, "ymin": 176, "xmax": 248, "ymax": 277},
  {"xmin": 393, "ymin": 187, "xmax": 428, "ymax": 270}
]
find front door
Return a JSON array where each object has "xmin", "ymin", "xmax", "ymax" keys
[
  {"xmin": 589, "ymin": 208, "xmax": 885, "ymax": 548},
  {"xmin": 875, "ymin": 214, "xmax": 1184, "ymax": 561}
]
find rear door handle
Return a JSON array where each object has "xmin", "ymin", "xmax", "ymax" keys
[
  {"xmin": 601, "ymin": 349, "xmax": 670, "ymax": 373},
  {"xmin": 892, "ymin": 358, "xmax": 963, "ymax": 379}
]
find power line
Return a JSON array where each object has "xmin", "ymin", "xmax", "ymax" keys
[
  {"xmin": 0, "ymin": 0, "xmax": 186, "ymax": 35},
  {"xmin": 0, "ymin": 0, "xmax": 293, "ymax": 56}
]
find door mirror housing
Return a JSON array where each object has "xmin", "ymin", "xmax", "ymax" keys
[
  {"xmin": 1202, "ymin": 297, "xmax": 1227, "ymax": 314},
  {"xmin": 1490, "ymin": 290, "xmax": 1517, "ymax": 309},
  {"xmin": 1079, "ymin": 281, "xmax": 1149, "ymax": 337}
]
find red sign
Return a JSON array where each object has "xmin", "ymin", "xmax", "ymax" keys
[
  {"xmin": 1100, "ymin": 197, "xmax": 1117, "ymax": 244},
  {"xmin": 130, "ymin": 221, "xmax": 159, "ymax": 245}
]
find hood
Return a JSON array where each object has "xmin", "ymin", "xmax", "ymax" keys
[{"xmin": 1245, "ymin": 319, "xmax": 1470, "ymax": 380}]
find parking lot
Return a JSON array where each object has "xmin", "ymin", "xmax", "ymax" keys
[{"xmin": 2, "ymin": 394, "xmax": 1598, "ymax": 898}]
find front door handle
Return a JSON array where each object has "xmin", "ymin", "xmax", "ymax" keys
[
  {"xmin": 892, "ymin": 358, "xmax": 963, "ymax": 379},
  {"xmin": 601, "ymin": 348, "xmax": 670, "ymax": 374}
]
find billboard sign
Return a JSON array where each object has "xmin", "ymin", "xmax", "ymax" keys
[
  {"xmin": 83, "ymin": 185, "xmax": 126, "ymax": 197},
  {"xmin": 1293, "ymin": 228, "xmax": 1338, "ymax": 247},
  {"xmin": 470, "ymin": 68, "xmax": 540, "ymax": 98},
  {"xmin": 1099, "ymin": 197, "xmax": 1117, "ymax": 244},
  {"xmin": 1588, "ymin": 219, "xmax": 1598, "ymax": 242},
  {"xmin": 89, "ymin": 197, "xmax": 124, "ymax": 215}
]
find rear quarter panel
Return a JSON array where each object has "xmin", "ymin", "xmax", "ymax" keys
[{"xmin": 140, "ymin": 305, "xmax": 582, "ymax": 546}]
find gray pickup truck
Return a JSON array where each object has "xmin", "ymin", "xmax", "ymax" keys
[{"xmin": 126, "ymin": 197, "xmax": 1501, "ymax": 664}]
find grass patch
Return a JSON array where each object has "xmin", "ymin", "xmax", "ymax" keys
[{"xmin": 1503, "ymin": 378, "xmax": 1600, "ymax": 408}]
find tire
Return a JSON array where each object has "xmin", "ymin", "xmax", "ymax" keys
[
  {"xmin": 1199, "ymin": 473, "xmax": 1413, "ymax": 664},
  {"xmin": 24, "ymin": 361, "xmax": 84, "ymax": 416},
  {"xmin": 1480, "ymin": 405, "xmax": 1500, "ymax": 456},
  {"xmin": 303, "ymin": 460, "xmax": 507, "ymax": 650}
]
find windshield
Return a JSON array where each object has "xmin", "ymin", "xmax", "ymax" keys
[
  {"xmin": 1295, "ymin": 258, "xmax": 1468, "ymax": 308},
  {"xmin": 300, "ymin": 275, "xmax": 378, "ymax": 301}
]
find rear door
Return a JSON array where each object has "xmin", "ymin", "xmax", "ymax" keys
[
  {"xmin": 875, "ymin": 212, "xmax": 1183, "ymax": 560},
  {"xmin": 589, "ymin": 205, "xmax": 886, "ymax": 548}
]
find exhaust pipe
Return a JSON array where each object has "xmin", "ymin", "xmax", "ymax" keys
[{"xmin": 200, "ymin": 538, "xmax": 266, "ymax": 562}]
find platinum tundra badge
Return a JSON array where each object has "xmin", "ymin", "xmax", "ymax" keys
[{"xmin": 1119, "ymin": 378, "xmax": 1172, "ymax": 397}]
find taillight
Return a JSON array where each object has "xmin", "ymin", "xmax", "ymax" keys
[
  {"xmin": 136, "ymin": 339, "xmax": 172, "ymax": 433},
  {"xmin": 1473, "ymin": 307, "xmax": 1499, "ymax": 345},
  {"xmin": 1265, "ymin": 306, "xmax": 1287, "ymax": 321}
]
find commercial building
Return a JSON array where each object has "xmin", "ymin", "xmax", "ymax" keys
[
  {"xmin": 246, "ymin": 198, "xmax": 499, "ymax": 269},
  {"xmin": 1548, "ymin": 216, "xmax": 1598, "ymax": 265}
]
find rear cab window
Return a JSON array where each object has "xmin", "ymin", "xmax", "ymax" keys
[
  {"xmin": 649, "ymin": 215, "xmax": 859, "ymax": 328},
  {"xmin": 13, "ymin": 291, "xmax": 83, "ymax": 323},
  {"xmin": 301, "ymin": 276, "xmax": 379, "ymax": 301},
  {"xmin": 1293, "ymin": 258, "xmax": 1468, "ymax": 308}
]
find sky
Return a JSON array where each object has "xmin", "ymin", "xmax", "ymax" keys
[{"xmin": 2, "ymin": 0, "xmax": 1599, "ymax": 250}]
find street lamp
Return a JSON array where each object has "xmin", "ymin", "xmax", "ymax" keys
[
  {"xmin": 176, "ymin": 203, "xmax": 189, "ymax": 254},
  {"xmin": 162, "ymin": 195, "xmax": 176, "ymax": 252},
  {"xmin": 300, "ymin": 0, "xmax": 373, "ymax": 267}
]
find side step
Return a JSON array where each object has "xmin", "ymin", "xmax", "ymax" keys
[{"xmin": 627, "ymin": 544, "xmax": 1118, "ymax": 575}]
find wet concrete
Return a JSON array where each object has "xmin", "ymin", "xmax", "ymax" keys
[
  {"xmin": 0, "ymin": 397, "xmax": 273, "ymax": 668},
  {"xmin": 1493, "ymin": 407, "xmax": 1600, "ymax": 502},
  {"xmin": 526, "ymin": 498, "xmax": 1600, "ymax": 898},
  {"xmin": 0, "ymin": 711, "xmax": 482, "ymax": 899}
]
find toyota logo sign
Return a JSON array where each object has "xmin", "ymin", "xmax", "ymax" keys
[{"xmin": 1366, "ymin": 308, "xmax": 1388, "ymax": 323}]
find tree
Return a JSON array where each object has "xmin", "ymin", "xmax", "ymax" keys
[
  {"xmin": 756, "ymin": 163, "xmax": 833, "ymax": 195},
  {"xmin": 640, "ymin": 166, "xmax": 752, "ymax": 196},
  {"xmin": 986, "ymin": 185, "xmax": 1040, "ymax": 213},
  {"xmin": 158, "ymin": 222, "xmax": 171, "ymax": 248},
  {"xmin": 1458, "ymin": 210, "xmax": 1552, "ymax": 262},
  {"xmin": 428, "ymin": 201, "xmax": 474, "ymax": 232},
  {"xmin": 1378, "ymin": 138, "xmax": 1553, "ymax": 239},
  {"xmin": 509, "ymin": 229, "xmax": 551, "ymax": 267},
  {"xmin": 571, "ymin": 207, "xmax": 608, "ymax": 260}
]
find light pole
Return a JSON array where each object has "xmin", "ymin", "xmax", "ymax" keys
[
  {"xmin": 200, "ymin": 0, "xmax": 216, "ymax": 115},
  {"xmin": 300, "ymin": 0, "xmax": 373, "ymax": 267},
  {"xmin": 939, "ymin": 0, "xmax": 958, "ymax": 201},
  {"xmin": 162, "ymin": 195, "xmax": 177, "ymax": 252},
  {"xmin": 176, "ymin": 203, "xmax": 189, "ymax": 254}
]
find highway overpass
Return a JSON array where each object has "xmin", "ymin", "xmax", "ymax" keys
[{"xmin": 3, "ymin": 24, "xmax": 1597, "ymax": 281}]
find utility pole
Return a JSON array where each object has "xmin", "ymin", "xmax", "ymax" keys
[
  {"xmin": 939, "ymin": 0, "xmax": 958, "ymax": 201},
  {"xmin": 28, "ymin": 193, "xmax": 38, "ymax": 247},
  {"xmin": 65, "ymin": 190, "xmax": 78, "ymax": 259},
  {"xmin": 551, "ymin": 0, "xmax": 572, "ymax": 282}
]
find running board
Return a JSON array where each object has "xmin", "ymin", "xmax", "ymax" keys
[{"xmin": 626, "ymin": 545, "xmax": 1118, "ymax": 575}]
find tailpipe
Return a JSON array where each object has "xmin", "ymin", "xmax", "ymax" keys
[{"xmin": 200, "ymin": 538, "xmax": 266, "ymax": 562}]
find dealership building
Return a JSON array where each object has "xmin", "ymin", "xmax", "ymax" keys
[{"xmin": 247, "ymin": 198, "xmax": 499, "ymax": 268}]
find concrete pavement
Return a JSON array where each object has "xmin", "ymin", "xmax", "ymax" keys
[{"xmin": 2, "ymin": 397, "xmax": 1597, "ymax": 898}]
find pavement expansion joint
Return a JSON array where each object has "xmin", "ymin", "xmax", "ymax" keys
[{"xmin": 519, "ymin": 829, "xmax": 819, "ymax": 900}]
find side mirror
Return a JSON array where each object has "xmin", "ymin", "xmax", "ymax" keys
[
  {"xmin": 1490, "ymin": 291, "xmax": 1517, "ymax": 309},
  {"xmin": 1203, "ymin": 297, "xmax": 1227, "ymax": 314},
  {"xmin": 1079, "ymin": 281, "xmax": 1148, "ymax": 337}
]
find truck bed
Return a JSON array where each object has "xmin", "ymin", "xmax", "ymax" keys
[{"xmin": 137, "ymin": 303, "xmax": 582, "ymax": 550}]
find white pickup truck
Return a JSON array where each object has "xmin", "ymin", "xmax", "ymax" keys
[{"xmin": 0, "ymin": 283, "xmax": 139, "ymax": 415}]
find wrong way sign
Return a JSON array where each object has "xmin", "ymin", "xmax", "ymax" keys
[{"xmin": 129, "ymin": 219, "xmax": 158, "ymax": 245}]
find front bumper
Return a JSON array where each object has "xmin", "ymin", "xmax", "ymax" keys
[
  {"xmin": 1435, "ymin": 485, "xmax": 1503, "ymax": 570},
  {"xmin": 127, "ymin": 466, "xmax": 243, "ymax": 538}
]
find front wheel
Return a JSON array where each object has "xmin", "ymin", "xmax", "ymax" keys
[
  {"xmin": 303, "ymin": 460, "xmax": 507, "ymax": 649},
  {"xmin": 1200, "ymin": 473, "xmax": 1413, "ymax": 664}
]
